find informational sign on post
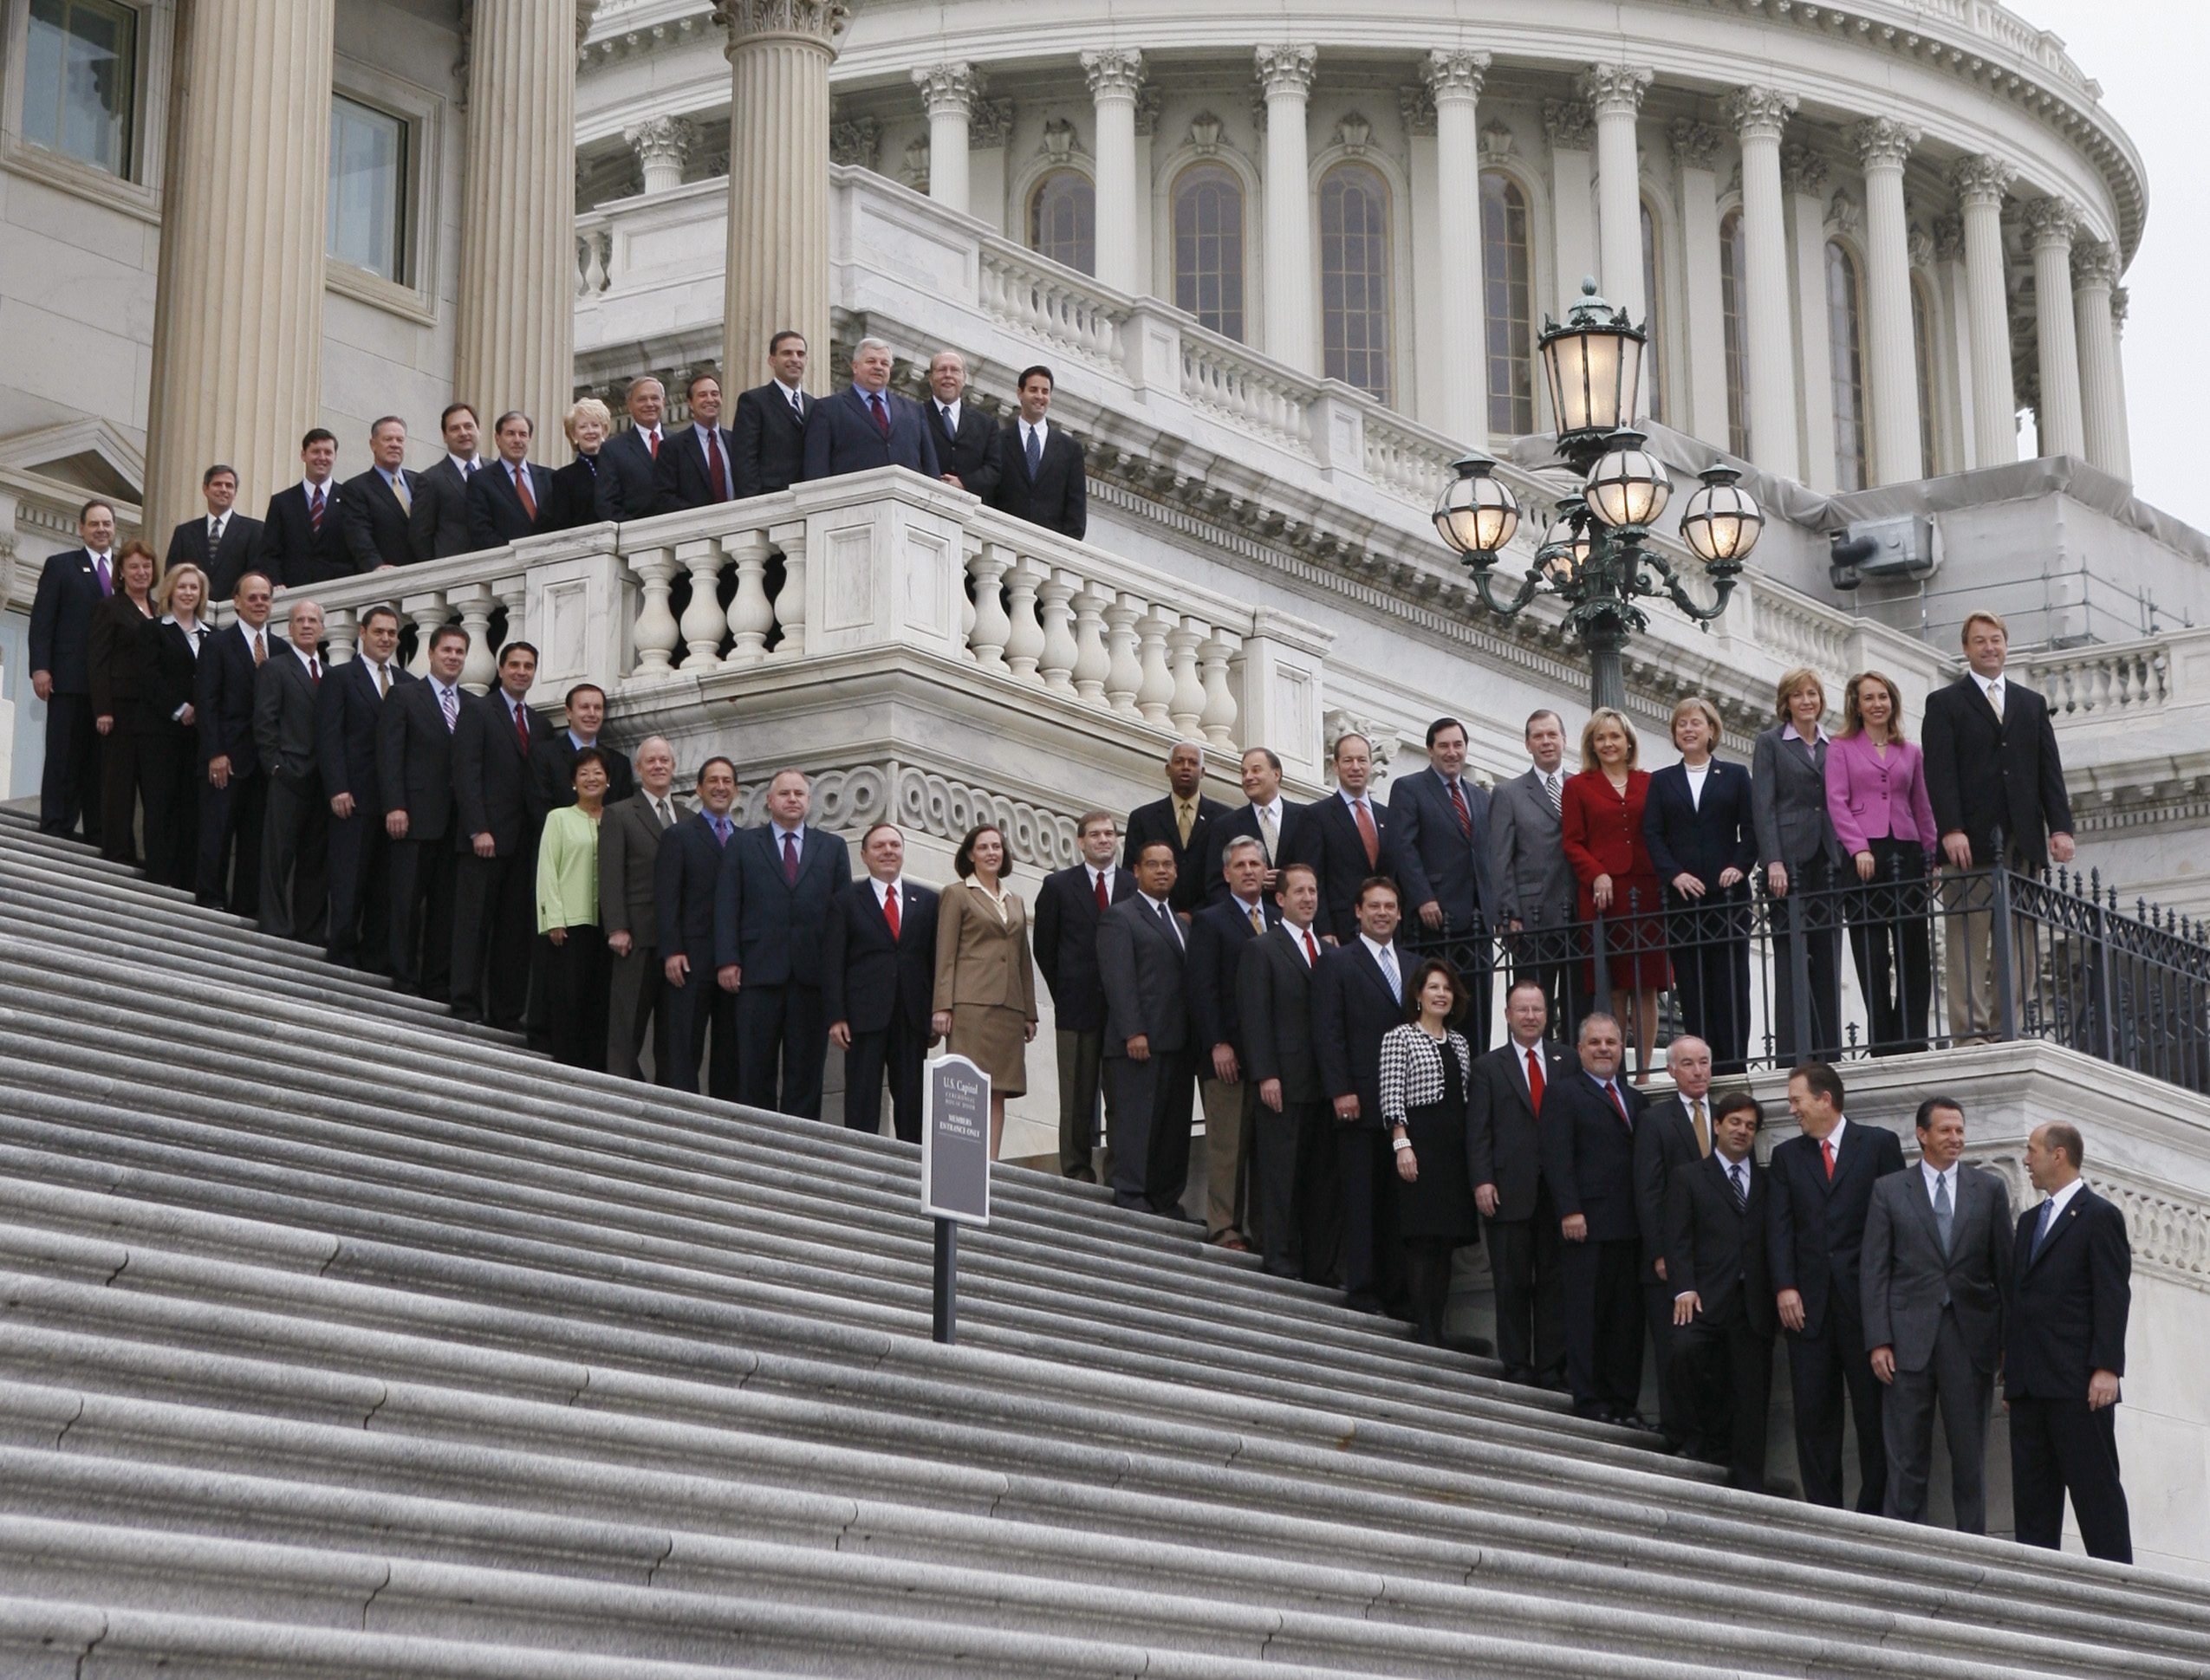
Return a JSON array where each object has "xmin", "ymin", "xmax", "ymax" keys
[{"xmin": 922, "ymin": 1053, "xmax": 991, "ymax": 1343}]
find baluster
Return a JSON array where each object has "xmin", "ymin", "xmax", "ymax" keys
[
  {"xmin": 724, "ymin": 529, "xmax": 774, "ymax": 663},
  {"xmin": 959, "ymin": 543, "xmax": 978, "ymax": 654},
  {"xmin": 1069, "ymin": 581, "xmax": 1110, "ymax": 703},
  {"xmin": 1038, "ymin": 568, "xmax": 1080, "ymax": 694},
  {"xmin": 968, "ymin": 542, "xmax": 1012, "ymax": 672},
  {"xmin": 494, "ymin": 578, "xmax": 528, "ymax": 658},
  {"xmin": 582, "ymin": 231, "xmax": 609, "ymax": 294},
  {"xmin": 404, "ymin": 598, "xmax": 449, "ymax": 678},
  {"xmin": 1167, "ymin": 618, "xmax": 1206, "ymax": 738},
  {"xmin": 1104, "ymin": 593, "xmax": 1143, "ymax": 718},
  {"xmin": 1003, "ymin": 555, "xmax": 1046, "ymax": 683},
  {"xmin": 628, "ymin": 547, "xmax": 681, "ymax": 678},
  {"xmin": 771, "ymin": 524, "xmax": 807, "ymax": 658},
  {"xmin": 676, "ymin": 536, "xmax": 727, "ymax": 669},
  {"xmin": 322, "ymin": 606, "xmax": 357, "ymax": 666},
  {"xmin": 1136, "ymin": 606, "xmax": 1176, "ymax": 728},
  {"xmin": 452, "ymin": 586, "xmax": 498, "ymax": 693},
  {"xmin": 1199, "ymin": 629, "xmax": 1238, "ymax": 749}
]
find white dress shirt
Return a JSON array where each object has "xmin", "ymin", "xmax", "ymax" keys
[
  {"xmin": 1087, "ymin": 863, "xmax": 1115, "ymax": 898},
  {"xmin": 301, "ymin": 477, "xmax": 334, "ymax": 505},
  {"xmin": 447, "ymin": 453, "xmax": 480, "ymax": 479},
  {"xmin": 1921, "ymin": 1158, "xmax": 1959, "ymax": 1208},
  {"xmin": 1359, "ymin": 933, "xmax": 1400, "ymax": 998},
  {"xmin": 2038, "ymin": 1177, "xmax": 2084, "ymax": 1227},
  {"xmin": 1684, "ymin": 761, "xmax": 1711, "ymax": 810},
  {"xmin": 935, "ymin": 398, "xmax": 962, "ymax": 433},
  {"xmin": 1019, "ymin": 417, "xmax": 1050, "ymax": 457},
  {"xmin": 287, "ymin": 641, "xmax": 321, "ymax": 678},
  {"xmin": 874, "ymin": 876, "xmax": 903, "ymax": 914},
  {"xmin": 775, "ymin": 379, "xmax": 805, "ymax": 416},
  {"xmin": 1284, "ymin": 919, "xmax": 1320, "ymax": 965}
]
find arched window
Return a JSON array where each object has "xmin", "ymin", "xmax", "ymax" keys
[
  {"xmin": 1719, "ymin": 210, "xmax": 1749, "ymax": 457},
  {"xmin": 1826, "ymin": 240, "xmax": 1869, "ymax": 491},
  {"xmin": 1481, "ymin": 171, "xmax": 1535, "ymax": 435},
  {"xmin": 1029, "ymin": 170, "xmax": 1095, "ymax": 276},
  {"xmin": 1320, "ymin": 161, "xmax": 1392, "ymax": 403},
  {"xmin": 1641, "ymin": 198, "xmax": 1663, "ymax": 424},
  {"xmin": 1173, "ymin": 164, "xmax": 1245, "ymax": 341},
  {"xmin": 1911, "ymin": 277, "xmax": 1939, "ymax": 480}
]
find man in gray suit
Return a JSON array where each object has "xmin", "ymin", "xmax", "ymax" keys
[
  {"xmin": 1096, "ymin": 840, "xmax": 1198, "ymax": 1218},
  {"xmin": 1488, "ymin": 709, "xmax": 1581, "ymax": 1032},
  {"xmin": 253, "ymin": 599, "xmax": 329, "ymax": 943},
  {"xmin": 1862, "ymin": 1094, "xmax": 2013, "ymax": 1533},
  {"xmin": 1390, "ymin": 715, "xmax": 1499, "ymax": 1050},
  {"xmin": 600, "ymin": 735, "xmax": 680, "ymax": 1080}
]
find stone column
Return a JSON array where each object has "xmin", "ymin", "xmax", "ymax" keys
[
  {"xmin": 1543, "ymin": 98, "xmax": 1597, "ymax": 321},
  {"xmin": 143, "ymin": 0, "xmax": 335, "ymax": 533},
  {"xmin": 626, "ymin": 115, "xmax": 695, "ymax": 196},
  {"xmin": 2024, "ymin": 197, "xmax": 2086, "ymax": 461},
  {"xmin": 1255, "ymin": 45, "xmax": 1318, "ymax": 373},
  {"xmin": 1932, "ymin": 214, "xmax": 1976, "ymax": 468},
  {"xmin": 1952, "ymin": 154, "xmax": 2018, "ymax": 470},
  {"xmin": 1784, "ymin": 142, "xmax": 1836, "ymax": 490},
  {"xmin": 1401, "ymin": 86, "xmax": 1443, "ymax": 430},
  {"xmin": 1670, "ymin": 119, "xmax": 1727, "ymax": 449},
  {"xmin": 1581, "ymin": 64, "xmax": 1653, "ymax": 329},
  {"xmin": 1425, "ymin": 49, "xmax": 1491, "ymax": 445},
  {"xmin": 455, "ymin": 0, "xmax": 580, "ymax": 463},
  {"xmin": 1082, "ymin": 49, "xmax": 1144, "ymax": 295},
  {"xmin": 912, "ymin": 62, "xmax": 979, "ymax": 217},
  {"xmin": 2071, "ymin": 239, "xmax": 2125, "ymax": 478},
  {"xmin": 1719, "ymin": 88, "xmax": 1797, "ymax": 478},
  {"xmin": 1853, "ymin": 117, "xmax": 1922, "ymax": 485},
  {"xmin": 2110, "ymin": 286, "xmax": 2134, "ymax": 482},
  {"xmin": 718, "ymin": 0, "xmax": 848, "ymax": 399}
]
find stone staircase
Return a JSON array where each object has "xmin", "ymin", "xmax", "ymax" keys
[{"xmin": 0, "ymin": 810, "xmax": 2204, "ymax": 1677}]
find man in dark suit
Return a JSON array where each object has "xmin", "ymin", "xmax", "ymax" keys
[
  {"xmin": 1922, "ymin": 610, "xmax": 2076, "ymax": 1041},
  {"xmin": 1313, "ymin": 877, "xmax": 1412, "ymax": 1314},
  {"xmin": 378, "ymin": 623, "xmax": 469, "ymax": 999},
  {"xmin": 599, "ymin": 377, "xmax": 668, "ymax": 521},
  {"xmin": 824, "ymin": 821, "xmax": 939, "ymax": 1143},
  {"xmin": 449, "ymin": 641, "xmax": 546, "ymax": 1028},
  {"xmin": 530, "ymin": 683, "xmax": 635, "ymax": 811},
  {"xmin": 1309, "ymin": 732, "xmax": 1403, "ymax": 945},
  {"xmin": 922, "ymin": 348, "xmax": 1002, "ymax": 499},
  {"xmin": 1469, "ymin": 977, "xmax": 1570, "ymax": 1387},
  {"xmin": 408, "ymin": 402, "xmax": 486, "ymax": 561},
  {"xmin": 252, "ymin": 598, "xmax": 329, "ymax": 943},
  {"xmin": 714, "ymin": 768, "xmax": 854, "ymax": 1119},
  {"xmin": 656, "ymin": 757, "xmax": 741, "ymax": 1098},
  {"xmin": 194, "ymin": 571, "xmax": 282, "ymax": 912},
  {"xmin": 1540, "ymin": 1012, "xmax": 1648, "ymax": 1421},
  {"xmin": 1665, "ymin": 1090, "xmax": 1777, "ymax": 1489},
  {"xmin": 2007, "ymin": 1120, "xmax": 2131, "ymax": 1563},
  {"xmin": 1633, "ymin": 1033, "xmax": 1715, "ymax": 1445},
  {"xmin": 801, "ymin": 336, "xmax": 940, "ymax": 483},
  {"xmin": 465, "ymin": 412, "xmax": 555, "ymax": 551},
  {"xmin": 989, "ymin": 364, "xmax": 1085, "ymax": 540},
  {"xmin": 1187, "ymin": 835, "xmax": 1277, "ymax": 1249},
  {"xmin": 1032, "ymin": 811, "xmax": 1134, "ymax": 1181},
  {"xmin": 731, "ymin": 333, "xmax": 811, "ymax": 500},
  {"xmin": 258, "ymin": 429, "xmax": 355, "ymax": 587},
  {"xmin": 1767, "ymin": 1060, "xmax": 1907, "ymax": 1510},
  {"xmin": 1122, "ymin": 741, "xmax": 1229, "ymax": 918},
  {"xmin": 337, "ymin": 417, "xmax": 418, "ymax": 571},
  {"xmin": 27, "ymin": 498, "xmax": 117, "ymax": 840},
  {"xmin": 1863, "ymin": 1095, "xmax": 2013, "ymax": 1534},
  {"xmin": 1238, "ymin": 861, "xmax": 1337, "ymax": 1281},
  {"xmin": 1200, "ymin": 746, "xmax": 1316, "ymax": 907},
  {"xmin": 599, "ymin": 736, "xmax": 679, "ymax": 1080},
  {"xmin": 1096, "ymin": 840, "xmax": 1199, "ymax": 1216},
  {"xmin": 1488, "ymin": 710, "xmax": 1581, "ymax": 1033},
  {"xmin": 164, "ymin": 465, "xmax": 263, "ymax": 602},
  {"xmin": 1390, "ymin": 716, "xmax": 1499, "ymax": 1050},
  {"xmin": 656, "ymin": 370, "xmax": 741, "ymax": 513},
  {"xmin": 317, "ymin": 605, "xmax": 411, "ymax": 970}
]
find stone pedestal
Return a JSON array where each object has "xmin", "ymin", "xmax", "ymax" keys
[
  {"xmin": 1855, "ymin": 118, "xmax": 1921, "ymax": 486},
  {"xmin": 1722, "ymin": 88, "xmax": 1798, "ymax": 480}
]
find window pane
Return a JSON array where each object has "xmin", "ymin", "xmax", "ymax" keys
[
  {"xmin": 328, "ymin": 96, "xmax": 407, "ymax": 282},
  {"xmin": 1173, "ymin": 165, "xmax": 1245, "ymax": 341},
  {"xmin": 1030, "ymin": 171, "xmax": 1096, "ymax": 276},
  {"xmin": 1827, "ymin": 241, "xmax": 1869, "ymax": 491},
  {"xmin": 1480, "ymin": 172, "xmax": 1533, "ymax": 436},
  {"xmin": 1641, "ymin": 201, "xmax": 1663, "ymax": 424},
  {"xmin": 1719, "ymin": 211, "xmax": 1750, "ymax": 457},
  {"xmin": 24, "ymin": 0, "xmax": 136, "ymax": 178},
  {"xmin": 1912, "ymin": 279, "xmax": 1939, "ymax": 479},
  {"xmin": 1321, "ymin": 163, "xmax": 1391, "ymax": 405}
]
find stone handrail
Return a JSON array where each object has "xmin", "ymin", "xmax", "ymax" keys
[
  {"xmin": 1178, "ymin": 321, "xmax": 1316, "ymax": 457},
  {"xmin": 2009, "ymin": 630, "xmax": 2185, "ymax": 719},
  {"xmin": 260, "ymin": 544, "xmax": 536, "ymax": 697},
  {"xmin": 976, "ymin": 243, "xmax": 1129, "ymax": 375}
]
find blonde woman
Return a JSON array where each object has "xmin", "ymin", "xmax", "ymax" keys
[
  {"xmin": 146, "ymin": 561, "xmax": 213, "ymax": 889},
  {"xmin": 1751, "ymin": 667, "xmax": 1845, "ymax": 1062},
  {"xmin": 1641, "ymin": 696, "xmax": 1756, "ymax": 1072},
  {"xmin": 932, "ymin": 822, "xmax": 1039, "ymax": 1158},
  {"xmin": 546, "ymin": 397, "xmax": 617, "ymax": 531},
  {"xmin": 1561, "ymin": 707, "xmax": 1665, "ymax": 1078}
]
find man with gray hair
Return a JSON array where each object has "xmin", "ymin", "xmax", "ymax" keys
[
  {"xmin": 600, "ymin": 734, "xmax": 681, "ymax": 1080},
  {"xmin": 254, "ymin": 598, "xmax": 330, "ymax": 944},
  {"xmin": 600, "ymin": 375, "xmax": 668, "ymax": 518},
  {"xmin": 1186, "ymin": 834, "xmax": 1278, "ymax": 1248},
  {"xmin": 922, "ymin": 347, "xmax": 1002, "ymax": 496},
  {"xmin": 801, "ymin": 335, "xmax": 941, "ymax": 483}
]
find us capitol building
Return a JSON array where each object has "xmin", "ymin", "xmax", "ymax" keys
[{"xmin": 5, "ymin": 0, "xmax": 2210, "ymax": 1576}]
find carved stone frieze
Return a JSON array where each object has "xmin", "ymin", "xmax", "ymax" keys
[{"xmin": 734, "ymin": 763, "xmax": 1082, "ymax": 869}]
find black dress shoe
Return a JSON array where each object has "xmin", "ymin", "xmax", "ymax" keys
[{"xmin": 1570, "ymin": 1399, "xmax": 1611, "ymax": 1421}]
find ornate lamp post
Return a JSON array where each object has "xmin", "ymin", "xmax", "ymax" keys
[{"xmin": 1433, "ymin": 280, "xmax": 1765, "ymax": 712}]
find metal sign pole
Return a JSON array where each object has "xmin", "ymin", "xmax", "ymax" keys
[
  {"xmin": 921, "ymin": 1053, "xmax": 990, "ymax": 1349},
  {"xmin": 933, "ymin": 1217, "xmax": 957, "ymax": 1345}
]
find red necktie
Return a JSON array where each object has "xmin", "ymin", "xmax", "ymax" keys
[
  {"xmin": 1606, "ymin": 1081, "xmax": 1629, "ymax": 1128},
  {"xmin": 1823, "ymin": 1138, "xmax": 1837, "ymax": 1182},
  {"xmin": 513, "ymin": 703, "xmax": 530, "ymax": 754},
  {"xmin": 1525, "ymin": 1048, "xmax": 1545, "ymax": 1109},
  {"xmin": 309, "ymin": 656, "xmax": 322, "ymax": 685},
  {"xmin": 1448, "ymin": 779, "xmax": 1472, "ymax": 838},
  {"xmin": 514, "ymin": 465, "xmax": 536, "ymax": 519},
  {"xmin": 647, "ymin": 430, "xmax": 659, "ymax": 458},
  {"xmin": 309, "ymin": 488, "xmax": 324, "ymax": 531},
  {"xmin": 705, "ymin": 429, "xmax": 730, "ymax": 501},
  {"xmin": 1094, "ymin": 872, "xmax": 1109, "ymax": 912},
  {"xmin": 1354, "ymin": 799, "xmax": 1379, "ymax": 867},
  {"xmin": 783, "ymin": 832, "xmax": 800, "ymax": 883},
  {"xmin": 868, "ymin": 392, "xmax": 890, "ymax": 438},
  {"xmin": 884, "ymin": 885, "xmax": 900, "ymax": 939},
  {"xmin": 1303, "ymin": 929, "xmax": 1320, "ymax": 966}
]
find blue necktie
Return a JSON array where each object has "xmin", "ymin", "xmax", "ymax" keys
[
  {"xmin": 2032, "ymin": 1197, "xmax": 2057, "ymax": 1257},
  {"xmin": 1026, "ymin": 426, "xmax": 1042, "ymax": 477},
  {"xmin": 1934, "ymin": 1173, "xmax": 1953, "ymax": 1255},
  {"xmin": 711, "ymin": 816, "xmax": 730, "ymax": 846}
]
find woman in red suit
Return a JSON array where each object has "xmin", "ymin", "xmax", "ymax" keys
[{"xmin": 1562, "ymin": 707, "xmax": 1667, "ymax": 1080}]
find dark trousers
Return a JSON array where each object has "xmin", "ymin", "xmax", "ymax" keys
[
  {"xmin": 387, "ymin": 833, "xmax": 455, "ymax": 997},
  {"xmin": 1643, "ymin": 1272, "xmax": 1685, "ymax": 1436},
  {"xmin": 605, "ymin": 942, "xmax": 666, "ymax": 1080},
  {"xmin": 1670, "ymin": 1311, "xmax": 1773, "ymax": 1489},
  {"xmin": 1562, "ymin": 1235, "xmax": 1642, "ymax": 1412},
  {"xmin": 1771, "ymin": 853, "xmax": 1845, "ymax": 1064},
  {"xmin": 259, "ymin": 770, "xmax": 329, "ymax": 943},
  {"xmin": 98, "ymin": 724, "xmax": 149, "ymax": 863},
  {"xmin": 1106, "ymin": 1048, "xmax": 1194, "ymax": 1214},
  {"xmin": 39, "ymin": 691, "xmax": 100, "ymax": 842},
  {"xmin": 1786, "ymin": 1299, "xmax": 1888, "ymax": 1511},
  {"xmin": 845, "ymin": 1014, "xmax": 926, "ymax": 1142},
  {"xmin": 1335, "ymin": 1125, "xmax": 1401, "ymax": 1314},
  {"xmin": 1882, "ymin": 1309, "xmax": 1994, "ymax": 1532},
  {"xmin": 1056, "ymin": 1027, "xmax": 1109, "ymax": 1180},
  {"xmin": 1846, "ymin": 837, "xmax": 1932, "ymax": 1055},
  {"xmin": 1485, "ymin": 1197, "xmax": 1565, "ymax": 1383},
  {"xmin": 544, "ymin": 926, "xmax": 610, "ymax": 1070},
  {"xmin": 139, "ymin": 732, "xmax": 198, "ymax": 889},
  {"xmin": 660, "ymin": 950, "xmax": 738, "ymax": 1098},
  {"xmin": 1663, "ymin": 885, "xmax": 1752, "ymax": 1069},
  {"xmin": 452, "ymin": 848, "xmax": 533, "ymax": 1026},
  {"xmin": 324, "ymin": 803, "xmax": 391, "ymax": 969},
  {"xmin": 1256, "ymin": 1099, "xmax": 1336, "ymax": 1281},
  {"xmin": 1401, "ymin": 1236, "xmax": 1460, "ymax": 1346},
  {"xmin": 736, "ymin": 980, "xmax": 829, "ymax": 1119},
  {"xmin": 2009, "ymin": 1395, "xmax": 2132, "ymax": 1564},
  {"xmin": 197, "ymin": 768, "xmax": 266, "ymax": 915}
]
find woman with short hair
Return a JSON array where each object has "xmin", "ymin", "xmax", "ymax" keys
[
  {"xmin": 1642, "ymin": 695, "xmax": 1758, "ymax": 1073},
  {"xmin": 87, "ymin": 540, "xmax": 162, "ymax": 865},
  {"xmin": 546, "ymin": 398, "xmax": 618, "ymax": 531},
  {"xmin": 1752, "ymin": 666, "xmax": 1845, "ymax": 1062},
  {"xmin": 1379, "ymin": 957, "xmax": 1479, "ymax": 1346},
  {"xmin": 536, "ymin": 748, "xmax": 614, "ymax": 1067}
]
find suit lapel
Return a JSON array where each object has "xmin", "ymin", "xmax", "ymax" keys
[
  {"xmin": 1354, "ymin": 941, "xmax": 1397, "ymax": 1008},
  {"xmin": 2025, "ymin": 1190, "xmax": 2087, "ymax": 1272}
]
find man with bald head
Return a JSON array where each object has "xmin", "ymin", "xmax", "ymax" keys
[
  {"xmin": 253, "ymin": 599, "xmax": 330, "ymax": 942},
  {"xmin": 601, "ymin": 735, "xmax": 681, "ymax": 1080},
  {"xmin": 1635, "ymin": 1034, "xmax": 1716, "ymax": 1445}
]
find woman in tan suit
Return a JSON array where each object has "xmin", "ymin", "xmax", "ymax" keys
[{"xmin": 932, "ymin": 822, "xmax": 1039, "ymax": 1158}]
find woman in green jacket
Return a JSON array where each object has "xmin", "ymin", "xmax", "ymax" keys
[{"xmin": 537, "ymin": 748, "xmax": 612, "ymax": 1068}]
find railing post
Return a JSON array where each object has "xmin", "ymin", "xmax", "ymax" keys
[
  {"xmin": 1786, "ymin": 883, "xmax": 1814, "ymax": 1068},
  {"xmin": 1991, "ymin": 856, "xmax": 2018, "ymax": 1043},
  {"xmin": 2093, "ymin": 882, "xmax": 2119, "ymax": 1068}
]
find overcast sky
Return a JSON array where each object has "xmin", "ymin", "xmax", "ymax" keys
[{"xmin": 2015, "ymin": 0, "xmax": 2207, "ymax": 532}]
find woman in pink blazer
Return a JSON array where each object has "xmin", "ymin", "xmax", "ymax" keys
[{"xmin": 1824, "ymin": 671, "xmax": 1938, "ymax": 1054}]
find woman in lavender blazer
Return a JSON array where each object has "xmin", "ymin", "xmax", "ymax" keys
[{"xmin": 1825, "ymin": 671, "xmax": 1940, "ymax": 1054}]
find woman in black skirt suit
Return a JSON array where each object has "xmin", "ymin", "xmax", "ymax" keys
[
  {"xmin": 146, "ymin": 561, "xmax": 214, "ymax": 889},
  {"xmin": 1379, "ymin": 957, "xmax": 1480, "ymax": 1345}
]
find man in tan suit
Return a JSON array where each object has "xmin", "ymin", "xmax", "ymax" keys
[{"xmin": 600, "ymin": 736, "xmax": 679, "ymax": 1080}]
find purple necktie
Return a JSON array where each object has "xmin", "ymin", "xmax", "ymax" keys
[
  {"xmin": 94, "ymin": 555, "xmax": 112, "ymax": 596},
  {"xmin": 868, "ymin": 393, "xmax": 889, "ymax": 438},
  {"xmin": 783, "ymin": 832, "xmax": 800, "ymax": 883}
]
